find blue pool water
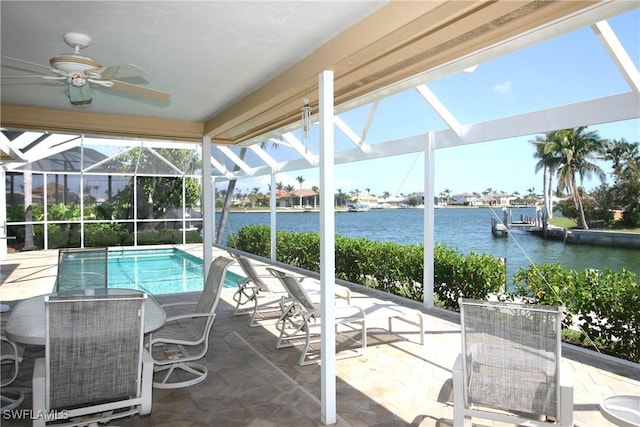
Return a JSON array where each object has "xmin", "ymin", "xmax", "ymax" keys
[{"xmin": 59, "ymin": 248, "xmax": 242, "ymax": 295}]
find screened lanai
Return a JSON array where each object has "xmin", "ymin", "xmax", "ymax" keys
[{"xmin": 2, "ymin": 1, "xmax": 639, "ymax": 424}]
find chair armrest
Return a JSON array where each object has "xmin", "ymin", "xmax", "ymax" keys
[
  {"xmin": 160, "ymin": 301, "xmax": 197, "ymax": 309},
  {"xmin": 164, "ymin": 312, "xmax": 216, "ymax": 323}
]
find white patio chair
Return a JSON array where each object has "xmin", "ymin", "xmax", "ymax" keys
[
  {"xmin": 452, "ymin": 298, "xmax": 574, "ymax": 427},
  {"xmin": 229, "ymin": 252, "xmax": 290, "ymax": 327},
  {"xmin": 229, "ymin": 252, "xmax": 352, "ymax": 327},
  {"xmin": 1, "ymin": 335, "xmax": 25, "ymax": 413},
  {"xmin": 32, "ymin": 292, "xmax": 152, "ymax": 427},
  {"xmin": 148, "ymin": 256, "xmax": 234, "ymax": 388},
  {"xmin": 267, "ymin": 267, "xmax": 366, "ymax": 366}
]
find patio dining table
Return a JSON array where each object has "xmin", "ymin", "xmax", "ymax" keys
[{"xmin": 5, "ymin": 288, "xmax": 167, "ymax": 346}]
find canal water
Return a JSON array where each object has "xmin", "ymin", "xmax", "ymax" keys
[{"xmin": 222, "ymin": 207, "xmax": 639, "ymax": 282}]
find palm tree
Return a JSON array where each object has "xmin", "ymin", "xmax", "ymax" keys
[
  {"xmin": 603, "ymin": 138, "xmax": 638, "ymax": 184},
  {"xmin": 216, "ymin": 147, "xmax": 246, "ymax": 244},
  {"xmin": 531, "ymin": 132, "xmax": 562, "ymax": 220},
  {"xmin": 538, "ymin": 127, "xmax": 607, "ymax": 229},
  {"xmin": 216, "ymin": 139, "xmax": 279, "ymax": 244},
  {"xmin": 311, "ymin": 185, "xmax": 319, "ymax": 207},
  {"xmin": 296, "ymin": 176, "xmax": 305, "ymax": 207},
  {"xmin": 22, "ymin": 166, "xmax": 36, "ymax": 250}
]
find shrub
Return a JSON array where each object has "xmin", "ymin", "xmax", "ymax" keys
[
  {"xmin": 511, "ymin": 263, "xmax": 639, "ymax": 362},
  {"xmin": 227, "ymin": 225, "xmax": 505, "ymax": 310},
  {"xmin": 227, "ymin": 224, "xmax": 638, "ymax": 363}
]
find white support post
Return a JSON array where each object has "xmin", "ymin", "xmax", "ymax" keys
[
  {"xmin": 202, "ymin": 135, "xmax": 213, "ymax": 277},
  {"xmin": 424, "ymin": 133, "xmax": 435, "ymax": 308},
  {"xmin": 319, "ymin": 69, "xmax": 337, "ymax": 425},
  {"xmin": 270, "ymin": 172, "xmax": 277, "ymax": 261}
]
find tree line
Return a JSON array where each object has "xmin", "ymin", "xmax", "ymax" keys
[{"xmin": 531, "ymin": 126, "xmax": 639, "ymax": 229}]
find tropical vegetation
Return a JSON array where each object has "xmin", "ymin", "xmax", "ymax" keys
[
  {"xmin": 531, "ymin": 127, "xmax": 640, "ymax": 229},
  {"xmin": 227, "ymin": 224, "xmax": 639, "ymax": 363}
]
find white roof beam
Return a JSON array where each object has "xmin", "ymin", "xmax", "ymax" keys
[
  {"xmin": 9, "ymin": 131, "xmax": 44, "ymax": 150},
  {"xmin": 416, "ymin": 84, "xmax": 463, "ymax": 136},
  {"xmin": 360, "ymin": 100, "xmax": 378, "ymax": 144},
  {"xmin": 249, "ymin": 144, "xmax": 279, "ymax": 171},
  {"xmin": 592, "ymin": 20, "xmax": 640, "ymax": 97},
  {"xmin": 217, "ymin": 146, "xmax": 252, "ymax": 175},
  {"xmin": 436, "ymin": 92, "xmax": 639, "ymax": 150},
  {"xmin": 334, "ymin": 116, "xmax": 368, "ymax": 153},
  {"xmin": 209, "ymin": 155, "xmax": 232, "ymax": 179},
  {"xmin": 267, "ymin": 137, "xmax": 293, "ymax": 149},
  {"xmin": 25, "ymin": 134, "xmax": 80, "ymax": 162},
  {"xmin": 215, "ymin": 91, "xmax": 639, "ymax": 183},
  {"xmin": 0, "ymin": 133, "xmax": 26, "ymax": 161},
  {"xmin": 282, "ymin": 132, "xmax": 317, "ymax": 165}
]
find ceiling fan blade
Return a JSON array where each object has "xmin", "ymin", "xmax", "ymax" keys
[
  {"xmin": 110, "ymin": 79, "xmax": 170, "ymax": 101},
  {"xmin": 92, "ymin": 63, "xmax": 147, "ymax": 80},
  {"xmin": 1, "ymin": 55, "xmax": 52, "ymax": 71},
  {"xmin": 88, "ymin": 78, "xmax": 114, "ymax": 87},
  {"xmin": 1, "ymin": 75, "xmax": 53, "ymax": 79}
]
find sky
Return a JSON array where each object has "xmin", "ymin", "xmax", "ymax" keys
[{"xmin": 220, "ymin": 8, "xmax": 640, "ymax": 199}]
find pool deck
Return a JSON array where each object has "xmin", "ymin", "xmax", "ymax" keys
[{"xmin": 1, "ymin": 244, "xmax": 639, "ymax": 426}]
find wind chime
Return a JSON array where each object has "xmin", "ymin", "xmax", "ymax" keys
[{"xmin": 300, "ymin": 97, "xmax": 312, "ymax": 148}]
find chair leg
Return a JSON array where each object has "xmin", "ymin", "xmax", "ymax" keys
[
  {"xmin": 153, "ymin": 362, "xmax": 208, "ymax": 389},
  {"xmin": 140, "ymin": 349, "xmax": 153, "ymax": 415},
  {"xmin": 32, "ymin": 358, "xmax": 46, "ymax": 427},
  {"xmin": 559, "ymin": 362, "xmax": 574, "ymax": 427},
  {"xmin": 452, "ymin": 354, "xmax": 471, "ymax": 427}
]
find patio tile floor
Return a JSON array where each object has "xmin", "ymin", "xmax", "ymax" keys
[{"xmin": 1, "ymin": 247, "xmax": 639, "ymax": 426}]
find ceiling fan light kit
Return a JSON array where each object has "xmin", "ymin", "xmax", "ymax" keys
[{"xmin": 1, "ymin": 32, "xmax": 170, "ymax": 106}]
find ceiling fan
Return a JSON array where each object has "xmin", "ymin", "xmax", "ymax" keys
[{"xmin": 1, "ymin": 32, "xmax": 170, "ymax": 106}]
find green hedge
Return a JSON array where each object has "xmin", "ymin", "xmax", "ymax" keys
[
  {"xmin": 511, "ymin": 264, "xmax": 639, "ymax": 362},
  {"xmin": 19, "ymin": 223, "xmax": 202, "ymax": 249},
  {"xmin": 226, "ymin": 225, "xmax": 506, "ymax": 308},
  {"xmin": 227, "ymin": 224, "xmax": 639, "ymax": 363}
]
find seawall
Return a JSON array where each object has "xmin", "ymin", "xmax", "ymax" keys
[{"xmin": 537, "ymin": 228, "xmax": 640, "ymax": 250}]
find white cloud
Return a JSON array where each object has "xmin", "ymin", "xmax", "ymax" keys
[{"xmin": 492, "ymin": 80, "xmax": 512, "ymax": 96}]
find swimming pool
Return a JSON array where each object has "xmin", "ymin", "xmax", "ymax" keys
[{"xmin": 57, "ymin": 248, "xmax": 242, "ymax": 295}]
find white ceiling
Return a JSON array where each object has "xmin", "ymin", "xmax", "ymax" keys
[
  {"xmin": 1, "ymin": 0, "xmax": 637, "ymax": 149},
  {"xmin": 1, "ymin": 1, "xmax": 386, "ymax": 122}
]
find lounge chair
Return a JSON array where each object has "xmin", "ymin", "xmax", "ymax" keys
[
  {"xmin": 32, "ymin": 292, "xmax": 152, "ymax": 426},
  {"xmin": 267, "ymin": 267, "xmax": 366, "ymax": 365},
  {"xmin": 148, "ymin": 256, "xmax": 234, "ymax": 388},
  {"xmin": 229, "ymin": 252, "xmax": 351, "ymax": 327},
  {"xmin": 267, "ymin": 267, "xmax": 425, "ymax": 365},
  {"xmin": 452, "ymin": 298, "xmax": 574, "ymax": 426},
  {"xmin": 229, "ymin": 252, "xmax": 291, "ymax": 327}
]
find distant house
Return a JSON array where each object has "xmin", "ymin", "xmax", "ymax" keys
[
  {"xmin": 377, "ymin": 195, "xmax": 405, "ymax": 208},
  {"xmin": 451, "ymin": 193, "xmax": 483, "ymax": 206},
  {"xmin": 276, "ymin": 188, "xmax": 318, "ymax": 208},
  {"xmin": 355, "ymin": 193, "xmax": 378, "ymax": 208},
  {"xmin": 494, "ymin": 192, "xmax": 512, "ymax": 207}
]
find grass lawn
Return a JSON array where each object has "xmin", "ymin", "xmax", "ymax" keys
[{"xmin": 549, "ymin": 216, "xmax": 640, "ymax": 233}]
